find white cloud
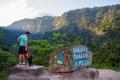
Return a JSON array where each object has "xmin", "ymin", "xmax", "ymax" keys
[
  {"xmin": 27, "ymin": 0, "xmax": 70, "ymax": 16},
  {"xmin": 0, "ymin": 0, "xmax": 35, "ymax": 26},
  {"xmin": 0, "ymin": 0, "xmax": 16, "ymax": 7},
  {"xmin": 0, "ymin": 0, "xmax": 119, "ymax": 26}
]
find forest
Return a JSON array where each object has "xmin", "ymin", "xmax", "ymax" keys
[{"xmin": 0, "ymin": 4, "xmax": 120, "ymax": 78}]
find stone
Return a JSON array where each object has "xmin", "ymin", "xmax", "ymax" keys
[
  {"xmin": 50, "ymin": 64, "xmax": 71, "ymax": 73},
  {"xmin": 80, "ymin": 68, "xmax": 99, "ymax": 79},
  {"xmin": 8, "ymin": 64, "xmax": 99, "ymax": 80},
  {"xmin": 8, "ymin": 64, "xmax": 46, "ymax": 80}
]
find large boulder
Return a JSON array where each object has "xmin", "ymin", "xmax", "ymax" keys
[
  {"xmin": 79, "ymin": 68, "xmax": 99, "ymax": 79},
  {"xmin": 8, "ymin": 64, "xmax": 46, "ymax": 80},
  {"xmin": 8, "ymin": 64, "xmax": 99, "ymax": 80}
]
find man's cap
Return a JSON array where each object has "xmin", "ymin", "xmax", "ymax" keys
[{"xmin": 25, "ymin": 31, "xmax": 31, "ymax": 34}]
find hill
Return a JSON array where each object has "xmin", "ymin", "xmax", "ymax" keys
[
  {"xmin": 0, "ymin": 4, "xmax": 120, "ymax": 78},
  {"xmin": 6, "ymin": 4, "xmax": 120, "ymax": 35}
]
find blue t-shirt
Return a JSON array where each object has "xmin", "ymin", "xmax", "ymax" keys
[{"xmin": 18, "ymin": 35, "xmax": 28, "ymax": 46}]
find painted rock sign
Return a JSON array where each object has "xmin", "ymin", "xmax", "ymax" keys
[
  {"xmin": 72, "ymin": 46, "xmax": 92, "ymax": 68},
  {"xmin": 49, "ymin": 45, "xmax": 92, "ymax": 72}
]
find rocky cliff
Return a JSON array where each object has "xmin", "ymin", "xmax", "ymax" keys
[{"xmin": 6, "ymin": 4, "xmax": 120, "ymax": 34}]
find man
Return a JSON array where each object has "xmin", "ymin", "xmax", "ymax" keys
[{"xmin": 18, "ymin": 31, "xmax": 30, "ymax": 65}]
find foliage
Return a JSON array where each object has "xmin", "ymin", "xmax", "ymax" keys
[
  {"xmin": 0, "ymin": 4, "xmax": 120, "ymax": 78},
  {"xmin": 0, "ymin": 50, "xmax": 17, "ymax": 78},
  {"xmin": 28, "ymin": 40, "xmax": 55, "ymax": 66}
]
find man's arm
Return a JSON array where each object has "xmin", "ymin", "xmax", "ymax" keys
[
  {"xmin": 25, "ymin": 41, "xmax": 28, "ymax": 51},
  {"xmin": 17, "ymin": 37, "xmax": 20, "ymax": 46},
  {"xmin": 24, "ymin": 35, "xmax": 28, "ymax": 51}
]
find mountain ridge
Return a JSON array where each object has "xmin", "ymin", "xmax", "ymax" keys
[{"xmin": 6, "ymin": 4, "xmax": 120, "ymax": 35}]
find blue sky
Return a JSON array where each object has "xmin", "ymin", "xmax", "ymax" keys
[
  {"xmin": 51, "ymin": 0, "xmax": 120, "ymax": 9},
  {"xmin": 0, "ymin": 0, "xmax": 120, "ymax": 26}
]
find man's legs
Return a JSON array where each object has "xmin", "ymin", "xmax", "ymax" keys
[
  {"xmin": 19, "ymin": 54, "xmax": 22, "ymax": 64},
  {"xmin": 22, "ymin": 54, "xmax": 25, "ymax": 64},
  {"xmin": 19, "ymin": 54, "xmax": 25, "ymax": 64},
  {"xmin": 18, "ymin": 46, "xmax": 26, "ymax": 65}
]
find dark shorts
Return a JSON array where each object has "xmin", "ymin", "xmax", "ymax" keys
[{"xmin": 18, "ymin": 46, "xmax": 26, "ymax": 54}]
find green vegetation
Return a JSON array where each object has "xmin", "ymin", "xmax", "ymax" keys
[
  {"xmin": 0, "ymin": 28, "xmax": 17, "ymax": 78},
  {"xmin": 0, "ymin": 4, "xmax": 120, "ymax": 78},
  {"xmin": 28, "ymin": 40, "xmax": 55, "ymax": 66},
  {"xmin": 0, "ymin": 50, "xmax": 17, "ymax": 78}
]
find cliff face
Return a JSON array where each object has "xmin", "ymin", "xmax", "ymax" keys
[
  {"xmin": 7, "ymin": 16, "xmax": 55, "ymax": 33},
  {"xmin": 6, "ymin": 5, "xmax": 120, "ymax": 34}
]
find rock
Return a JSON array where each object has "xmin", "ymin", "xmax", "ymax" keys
[
  {"xmin": 98, "ymin": 69, "xmax": 120, "ymax": 80},
  {"xmin": 50, "ymin": 64, "xmax": 71, "ymax": 73},
  {"xmin": 8, "ymin": 64, "xmax": 46, "ymax": 80},
  {"xmin": 80, "ymin": 68, "xmax": 99, "ymax": 79},
  {"xmin": 8, "ymin": 64, "xmax": 99, "ymax": 80},
  {"xmin": 48, "ymin": 68, "xmax": 99, "ymax": 80}
]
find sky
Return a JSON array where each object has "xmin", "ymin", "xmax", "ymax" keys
[{"xmin": 0, "ymin": 0, "xmax": 120, "ymax": 26}]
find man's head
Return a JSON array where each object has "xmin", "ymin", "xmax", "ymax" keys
[{"xmin": 25, "ymin": 31, "xmax": 30, "ymax": 37}]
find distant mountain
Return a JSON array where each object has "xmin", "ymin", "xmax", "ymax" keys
[
  {"xmin": 4, "ymin": 4, "xmax": 120, "ymax": 46},
  {"xmin": 6, "ymin": 16, "xmax": 54, "ymax": 33},
  {"xmin": 6, "ymin": 4, "xmax": 120, "ymax": 35},
  {"xmin": 2, "ymin": 5, "xmax": 120, "ymax": 71}
]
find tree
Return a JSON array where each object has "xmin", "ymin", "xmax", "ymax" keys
[{"xmin": 28, "ymin": 40, "xmax": 55, "ymax": 66}]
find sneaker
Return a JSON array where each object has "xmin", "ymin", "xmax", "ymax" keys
[
  {"xmin": 22, "ymin": 62, "xmax": 26, "ymax": 65},
  {"xmin": 19, "ymin": 62, "xmax": 22, "ymax": 65}
]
